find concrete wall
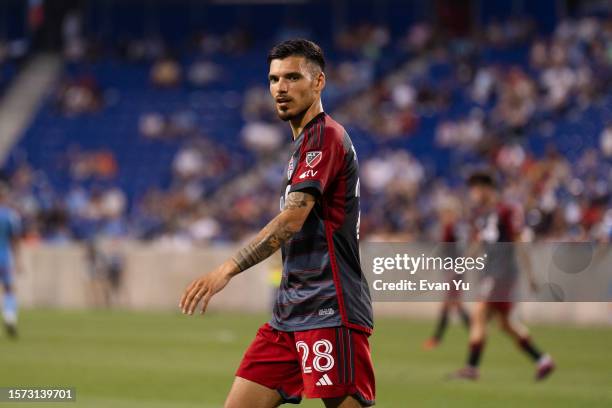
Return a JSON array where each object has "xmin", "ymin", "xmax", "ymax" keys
[{"xmin": 10, "ymin": 242, "xmax": 612, "ymax": 326}]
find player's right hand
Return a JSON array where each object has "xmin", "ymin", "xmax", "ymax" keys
[{"xmin": 179, "ymin": 260, "xmax": 236, "ymax": 316}]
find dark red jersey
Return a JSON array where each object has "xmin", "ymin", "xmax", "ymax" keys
[
  {"xmin": 472, "ymin": 203, "xmax": 521, "ymax": 243},
  {"xmin": 272, "ymin": 112, "xmax": 373, "ymax": 334},
  {"xmin": 473, "ymin": 202, "xmax": 523, "ymax": 295},
  {"xmin": 442, "ymin": 222, "xmax": 458, "ymax": 242}
]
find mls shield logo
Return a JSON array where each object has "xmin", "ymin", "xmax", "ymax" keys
[{"xmin": 306, "ymin": 151, "xmax": 322, "ymax": 168}]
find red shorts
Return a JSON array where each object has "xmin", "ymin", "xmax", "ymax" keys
[{"xmin": 236, "ymin": 323, "xmax": 375, "ymax": 406}]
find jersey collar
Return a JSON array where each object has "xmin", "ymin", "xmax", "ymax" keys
[{"xmin": 293, "ymin": 111, "xmax": 326, "ymax": 148}]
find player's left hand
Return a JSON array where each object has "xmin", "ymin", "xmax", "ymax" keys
[
  {"xmin": 179, "ymin": 260, "xmax": 236, "ymax": 315},
  {"xmin": 529, "ymin": 279, "xmax": 539, "ymax": 293}
]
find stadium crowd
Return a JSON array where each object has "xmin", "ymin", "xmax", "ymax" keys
[
  {"xmin": 206, "ymin": 16, "xmax": 612, "ymax": 243},
  {"xmin": 2, "ymin": 15, "xmax": 611, "ymax": 245}
]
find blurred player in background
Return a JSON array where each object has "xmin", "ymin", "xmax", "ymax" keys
[
  {"xmin": 85, "ymin": 239, "xmax": 124, "ymax": 308},
  {"xmin": 0, "ymin": 184, "xmax": 22, "ymax": 338},
  {"xmin": 423, "ymin": 197, "xmax": 470, "ymax": 350},
  {"xmin": 451, "ymin": 172, "xmax": 555, "ymax": 381},
  {"xmin": 180, "ymin": 39, "xmax": 375, "ymax": 407}
]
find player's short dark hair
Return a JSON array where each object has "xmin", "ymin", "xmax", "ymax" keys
[
  {"xmin": 467, "ymin": 171, "xmax": 496, "ymax": 188},
  {"xmin": 267, "ymin": 39, "xmax": 325, "ymax": 72}
]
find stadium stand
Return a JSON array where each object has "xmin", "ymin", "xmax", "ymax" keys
[{"xmin": 0, "ymin": 1, "xmax": 610, "ymax": 244}]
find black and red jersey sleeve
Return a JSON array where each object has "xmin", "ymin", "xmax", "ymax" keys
[{"xmin": 288, "ymin": 129, "xmax": 344, "ymax": 196}]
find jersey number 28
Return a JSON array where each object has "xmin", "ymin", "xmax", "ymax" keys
[{"xmin": 295, "ymin": 340, "xmax": 335, "ymax": 373}]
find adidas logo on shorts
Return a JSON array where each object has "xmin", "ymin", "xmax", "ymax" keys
[{"xmin": 315, "ymin": 374, "xmax": 333, "ymax": 386}]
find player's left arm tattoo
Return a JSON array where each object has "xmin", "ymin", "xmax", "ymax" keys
[
  {"xmin": 283, "ymin": 191, "xmax": 313, "ymax": 209},
  {"xmin": 231, "ymin": 192, "xmax": 315, "ymax": 273}
]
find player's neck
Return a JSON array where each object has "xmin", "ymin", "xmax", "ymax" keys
[
  {"xmin": 485, "ymin": 194, "xmax": 498, "ymax": 208},
  {"xmin": 289, "ymin": 100, "xmax": 324, "ymax": 140}
]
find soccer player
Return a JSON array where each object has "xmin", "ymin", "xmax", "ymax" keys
[
  {"xmin": 451, "ymin": 172, "xmax": 554, "ymax": 381},
  {"xmin": 423, "ymin": 197, "xmax": 470, "ymax": 350},
  {"xmin": 0, "ymin": 184, "xmax": 22, "ymax": 338},
  {"xmin": 180, "ymin": 39, "xmax": 375, "ymax": 407}
]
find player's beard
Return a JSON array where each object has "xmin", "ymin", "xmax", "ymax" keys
[
  {"xmin": 277, "ymin": 104, "xmax": 308, "ymax": 122},
  {"xmin": 277, "ymin": 109, "xmax": 293, "ymax": 121}
]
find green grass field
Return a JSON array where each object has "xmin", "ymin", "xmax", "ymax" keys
[{"xmin": 1, "ymin": 309, "xmax": 611, "ymax": 407}]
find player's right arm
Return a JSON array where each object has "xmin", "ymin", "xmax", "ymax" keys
[{"xmin": 179, "ymin": 191, "xmax": 316, "ymax": 315}]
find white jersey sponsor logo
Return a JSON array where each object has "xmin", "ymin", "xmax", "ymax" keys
[
  {"xmin": 318, "ymin": 308, "xmax": 334, "ymax": 316},
  {"xmin": 299, "ymin": 170, "xmax": 318, "ymax": 179}
]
